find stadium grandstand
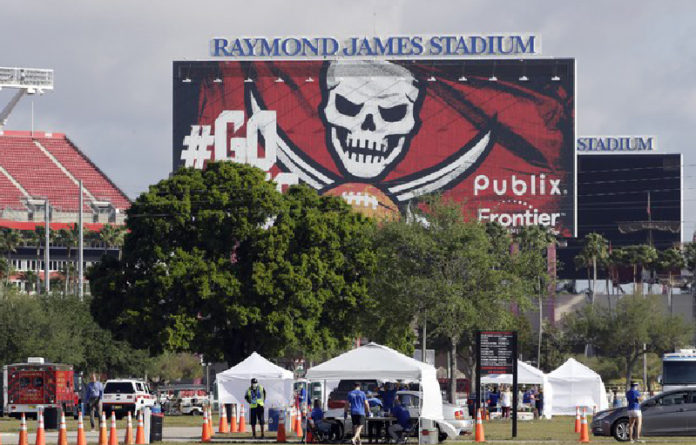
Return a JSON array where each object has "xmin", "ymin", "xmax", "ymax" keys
[{"xmin": 0, "ymin": 67, "xmax": 130, "ymax": 293}]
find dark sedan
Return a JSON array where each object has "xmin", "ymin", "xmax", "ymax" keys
[{"xmin": 592, "ymin": 389, "xmax": 696, "ymax": 441}]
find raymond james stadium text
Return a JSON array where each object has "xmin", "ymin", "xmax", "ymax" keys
[{"xmin": 210, "ymin": 34, "xmax": 539, "ymax": 58}]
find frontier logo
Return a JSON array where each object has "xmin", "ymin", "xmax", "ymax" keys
[{"xmin": 474, "ymin": 174, "xmax": 565, "ymax": 228}]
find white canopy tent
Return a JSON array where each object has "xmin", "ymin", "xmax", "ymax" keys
[
  {"xmin": 547, "ymin": 358, "xmax": 609, "ymax": 415},
  {"xmin": 305, "ymin": 342, "xmax": 453, "ymax": 437},
  {"xmin": 216, "ymin": 352, "xmax": 294, "ymax": 410},
  {"xmin": 480, "ymin": 361, "xmax": 553, "ymax": 419}
]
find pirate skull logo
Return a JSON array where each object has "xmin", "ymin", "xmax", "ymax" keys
[{"xmin": 320, "ymin": 60, "xmax": 424, "ymax": 180}]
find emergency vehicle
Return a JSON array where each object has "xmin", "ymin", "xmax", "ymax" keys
[
  {"xmin": 2, "ymin": 357, "xmax": 78, "ymax": 418},
  {"xmin": 102, "ymin": 379, "xmax": 155, "ymax": 418}
]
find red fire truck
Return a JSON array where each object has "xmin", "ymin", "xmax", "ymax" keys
[{"xmin": 2, "ymin": 358, "xmax": 79, "ymax": 418}]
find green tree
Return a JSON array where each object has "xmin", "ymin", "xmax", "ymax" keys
[
  {"xmin": 89, "ymin": 162, "xmax": 376, "ymax": 364},
  {"xmin": 97, "ymin": 224, "xmax": 127, "ymax": 258},
  {"xmin": 0, "ymin": 229, "xmax": 22, "ymax": 286},
  {"xmin": 577, "ymin": 233, "xmax": 608, "ymax": 303},
  {"xmin": 656, "ymin": 248, "xmax": 686, "ymax": 314},
  {"xmin": 563, "ymin": 294, "xmax": 692, "ymax": 388},
  {"xmin": 623, "ymin": 245, "xmax": 658, "ymax": 295},
  {"xmin": 514, "ymin": 225, "xmax": 555, "ymax": 369},
  {"xmin": 148, "ymin": 352, "xmax": 203, "ymax": 383},
  {"xmin": 369, "ymin": 197, "xmax": 533, "ymax": 402},
  {"xmin": 0, "ymin": 291, "xmax": 151, "ymax": 376}
]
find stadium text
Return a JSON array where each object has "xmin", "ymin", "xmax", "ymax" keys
[
  {"xmin": 210, "ymin": 34, "xmax": 539, "ymax": 58},
  {"xmin": 478, "ymin": 208, "xmax": 560, "ymax": 228},
  {"xmin": 577, "ymin": 136, "xmax": 656, "ymax": 151}
]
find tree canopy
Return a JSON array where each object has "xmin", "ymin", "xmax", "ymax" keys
[
  {"xmin": 563, "ymin": 294, "xmax": 692, "ymax": 388},
  {"xmin": 89, "ymin": 162, "xmax": 376, "ymax": 364}
]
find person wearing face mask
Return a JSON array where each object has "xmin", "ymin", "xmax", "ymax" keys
[{"xmin": 244, "ymin": 378, "xmax": 267, "ymax": 438}]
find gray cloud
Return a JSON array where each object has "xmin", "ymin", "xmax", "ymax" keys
[{"xmin": 2, "ymin": 0, "xmax": 695, "ymax": 237}]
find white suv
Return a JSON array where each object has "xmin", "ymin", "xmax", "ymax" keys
[{"xmin": 102, "ymin": 379, "xmax": 155, "ymax": 418}]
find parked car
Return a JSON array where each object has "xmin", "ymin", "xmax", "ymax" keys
[
  {"xmin": 325, "ymin": 390, "xmax": 467, "ymax": 442},
  {"xmin": 591, "ymin": 388, "xmax": 696, "ymax": 441},
  {"xmin": 327, "ymin": 380, "xmax": 379, "ymax": 409},
  {"xmin": 102, "ymin": 379, "xmax": 156, "ymax": 419}
]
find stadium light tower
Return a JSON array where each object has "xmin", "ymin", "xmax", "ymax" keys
[{"xmin": 0, "ymin": 67, "xmax": 53, "ymax": 130}]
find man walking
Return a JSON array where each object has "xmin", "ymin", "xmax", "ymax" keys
[
  {"xmin": 245, "ymin": 378, "xmax": 267, "ymax": 439},
  {"xmin": 84, "ymin": 373, "xmax": 104, "ymax": 431},
  {"xmin": 346, "ymin": 382, "xmax": 370, "ymax": 445}
]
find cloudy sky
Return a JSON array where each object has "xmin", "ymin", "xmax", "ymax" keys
[{"xmin": 2, "ymin": 0, "xmax": 695, "ymax": 237}]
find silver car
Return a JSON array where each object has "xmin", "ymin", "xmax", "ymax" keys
[{"xmin": 591, "ymin": 389, "xmax": 696, "ymax": 441}]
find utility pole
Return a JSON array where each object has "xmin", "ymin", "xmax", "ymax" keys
[
  {"xmin": 78, "ymin": 180, "xmax": 84, "ymax": 301},
  {"xmin": 44, "ymin": 200, "xmax": 50, "ymax": 293},
  {"xmin": 421, "ymin": 314, "xmax": 427, "ymax": 363}
]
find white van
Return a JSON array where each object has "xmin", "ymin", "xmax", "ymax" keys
[{"xmin": 102, "ymin": 379, "xmax": 155, "ymax": 418}]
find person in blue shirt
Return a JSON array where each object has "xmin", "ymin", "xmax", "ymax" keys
[
  {"xmin": 84, "ymin": 373, "xmax": 103, "ymax": 431},
  {"xmin": 387, "ymin": 397, "xmax": 411, "ymax": 443},
  {"xmin": 379, "ymin": 383, "xmax": 398, "ymax": 414},
  {"xmin": 488, "ymin": 386, "xmax": 500, "ymax": 412},
  {"xmin": 626, "ymin": 382, "xmax": 643, "ymax": 442},
  {"xmin": 346, "ymin": 382, "xmax": 371, "ymax": 445}
]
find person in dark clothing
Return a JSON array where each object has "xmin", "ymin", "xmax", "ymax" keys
[
  {"xmin": 244, "ymin": 378, "xmax": 267, "ymax": 438},
  {"xmin": 535, "ymin": 388, "xmax": 544, "ymax": 419}
]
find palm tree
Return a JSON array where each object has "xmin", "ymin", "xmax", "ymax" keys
[
  {"xmin": 98, "ymin": 224, "xmax": 127, "ymax": 259},
  {"xmin": 25, "ymin": 229, "xmax": 43, "ymax": 292},
  {"xmin": 56, "ymin": 225, "xmax": 80, "ymax": 296},
  {"xmin": 578, "ymin": 233, "xmax": 608, "ymax": 304},
  {"xmin": 623, "ymin": 245, "xmax": 658, "ymax": 295},
  {"xmin": 0, "ymin": 229, "xmax": 22, "ymax": 285},
  {"xmin": 20, "ymin": 270, "xmax": 37, "ymax": 293},
  {"xmin": 514, "ymin": 224, "xmax": 556, "ymax": 369},
  {"xmin": 656, "ymin": 248, "xmax": 685, "ymax": 314}
]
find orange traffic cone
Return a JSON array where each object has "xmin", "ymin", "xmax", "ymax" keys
[
  {"xmin": 574, "ymin": 406, "xmax": 581, "ymax": 433},
  {"xmin": 135, "ymin": 412, "xmax": 145, "ymax": 445},
  {"xmin": 98, "ymin": 412, "xmax": 108, "ymax": 445},
  {"xmin": 57, "ymin": 412, "xmax": 68, "ymax": 445},
  {"xmin": 201, "ymin": 407, "xmax": 212, "ymax": 443},
  {"xmin": 76, "ymin": 412, "xmax": 87, "ymax": 445},
  {"xmin": 35, "ymin": 408, "xmax": 46, "ymax": 445},
  {"xmin": 124, "ymin": 412, "xmax": 134, "ymax": 445},
  {"xmin": 18, "ymin": 413, "xmax": 28, "ymax": 445},
  {"xmin": 208, "ymin": 407, "xmax": 214, "ymax": 437},
  {"xmin": 276, "ymin": 409, "xmax": 286, "ymax": 443},
  {"xmin": 474, "ymin": 408, "xmax": 486, "ymax": 443},
  {"xmin": 294, "ymin": 406, "xmax": 302, "ymax": 437},
  {"xmin": 218, "ymin": 404, "xmax": 229, "ymax": 433},
  {"xmin": 238, "ymin": 405, "xmax": 246, "ymax": 433},
  {"xmin": 579, "ymin": 408, "xmax": 590, "ymax": 443},
  {"xmin": 230, "ymin": 405, "xmax": 238, "ymax": 433},
  {"xmin": 289, "ymin": 407, "xmax": 296, "ymax": 433},
  {"xmin": 108, "ymin": 412, "xmax": 119, "ymax": 445}
]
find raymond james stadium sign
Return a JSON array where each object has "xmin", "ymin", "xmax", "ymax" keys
[
  {"xmin": 577, "ymin": 136, "xmax": 657, "ymax": 152},
  {"xmin": 210, "ymin": 34, "xmax": 540, "ymax": 58}
]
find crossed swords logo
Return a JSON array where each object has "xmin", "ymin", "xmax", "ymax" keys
[{"xmin": 247, "ymin": 60, "xmax": 496, "ymax": 211}]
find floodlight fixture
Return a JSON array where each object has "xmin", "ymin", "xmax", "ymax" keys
[{"xmin": 0, "ymin": 67, "xmax": 54, "ymax": 130}]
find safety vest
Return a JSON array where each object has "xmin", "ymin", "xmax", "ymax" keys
[{"xmin": 247, "ymin": 385, "xmax": 265, "ymax": 408}]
